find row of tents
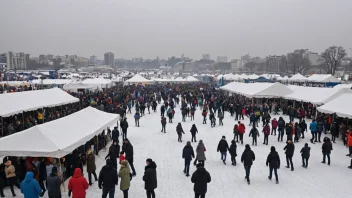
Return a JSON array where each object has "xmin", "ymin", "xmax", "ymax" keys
[{"xmin": 220, "ymin": 82, "xmax": 352, "ymax": 119}]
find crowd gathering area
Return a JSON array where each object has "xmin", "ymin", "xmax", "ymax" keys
[{"xmin": 0, "ymin": 79, "xmax": 351, "ymax": 198}]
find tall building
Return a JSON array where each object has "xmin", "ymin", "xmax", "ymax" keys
[
  {"xmin": 217, "ymin": 56, "xmax": 228, "ymax": 63},
  {"xmin": 303, "ymin": 51, "xmax": 321, "ymax": 66},
  {"xmin": 202, "ymin": 54, "xmax": 210, "ymax": 60},
  {"xmin": 104, "ymin": 52, "xmax": 115, "ymax": 66},
  {"xmin": 89, "ymin": 55, "xmax": 97, "ymax": 66},
  {"xmin": 266, "ymin": 55, "xmax": 283, "ymax": 72},
  {"xmin": 0, "ymin": 51, "xmax": 27, "ymax": 70}
]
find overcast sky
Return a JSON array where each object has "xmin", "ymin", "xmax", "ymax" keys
[{"xmin": 1, "ymin": 0, "xmax": 351, "ymax": 60}]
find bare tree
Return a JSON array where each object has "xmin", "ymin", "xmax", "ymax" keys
[
  {"xmin": 320, "ymin": 46, "xmax": 347, "ymax": 75},
  {"xmin": 287, "ymin": 49, "xmax": 311, "ymax": 74}
]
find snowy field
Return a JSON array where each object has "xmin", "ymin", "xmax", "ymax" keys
[{"xmin": 5, "ymin": 104, "xmax": 352, "ymax": 198}]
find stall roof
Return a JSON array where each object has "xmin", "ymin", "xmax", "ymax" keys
[
  {"xmin": 0, "ymin": 107, "xmax": 118, "ymax": 158},
  {"xmin": 0, "ymin": 88, "xmax": 79, "ymax": 117},
  {"xmin": 307, "ymin": 74, "xmax": 340, "ymax": 83},
  {"xmin": 125, "ymin": 74, "xmax": 152, "ymax": 82},
  {"xmin": 220, "ymin": 82, "xmax": 293, "ymax": 98},
  {"xmin": 317, "ymin": 94, "xmax": 352, "ymax": 118},
  {"xmin": 288, "ymin": 73, "xmax": 308, "ymax": 82}
]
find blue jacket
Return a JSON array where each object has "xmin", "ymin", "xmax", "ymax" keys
[
  {"xmin": 20, "ymin": 172, "xmax": 42, "ymax": 198},
  {"xmin": 310, "ymin": 121, "xmax": 317, "ymax": 133}
]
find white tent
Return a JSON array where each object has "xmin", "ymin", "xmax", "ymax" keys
[
  {"xmin": 224, "ymin": 74, "xmax": 239, "ymax": 81},
  {"xmin": 317, "ymin": 94, "xmax": 352, "ymax": 118},
  {"xmin": 0, "ymin": 88, "xmax": 79, "ymax": 117},
  {"xmin": 125, "ymin": 74, "xmax": 153, "ymax": 83},
  {"xmin": 283, "ymin": 87, "xmax": 352, "ymax": 105},
  {"xmin": 185, "ymin": 76, "xmax": 199, "ymax": 82},
  {"xmin": 288, "ymin": 73, "xmax": 308, "ymax": 82},
  {"xmin": 82, "ymin": 78, "xmax": 113, "ymax": 89},
  {"xmin": 247, "ymin": 74, "xmax": 260, "ymax": 80},
  {"xmin": 220, "ymin": 82, "xmax": 293, "ymax": 98},
  {"xmin": 307, "ymin": 74, "xmax": 340, "ymax": 83},
  {"xmin": 42, "ymin": 79, "xmax": 73, "ymax": 85},
  {"xmin": 63, "ymin": 82, "xmax": 99, "ymax": 92},
  {"xmin": 239, "ymin": 74, "xmax": 248, "ymax": 79},
  {"xmin": 0, "ymin": 107, "xmax": 118, "ymax": 158},
  {"xmin": 333, "ymin": 84, "xmax": 352, "ymax": 89}
]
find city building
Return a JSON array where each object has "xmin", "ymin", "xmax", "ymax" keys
[
  {"xmin": 89, "ymin": 55, "xmax": 97, "ymax": 66},
  {"xmin": 202, "ymin": 54, "xmax": 210, "ymax": 60},
  {"xmin": 230, "ymin": 59, "xmax": 241, "ymax": 71},
  {"xmin": 104, "ymin": 52, "xmax": 115, "ymax": 66},
  {"xmin": 303, "ymin": 51, "xmax": 322, "ymax": 66},
  {"xmin": 217, "ymin": 56, "xmax": 228, "ymax": 63},
  {"xmin": 266, "ymin": 55, "xmax": 283, "ymax": 72},
  {"xmin": 0, "ymin": 51, "xmax": 27, "ymax": 71}
]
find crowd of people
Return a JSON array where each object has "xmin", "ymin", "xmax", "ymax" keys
[{"xmin": 0, "ymin": 81, "xmax": 351, "ymax": 198}]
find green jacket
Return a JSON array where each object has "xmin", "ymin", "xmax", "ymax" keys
[{"xmin": 119, "ymin": 166, "xmax": 130, "ymax": 191}]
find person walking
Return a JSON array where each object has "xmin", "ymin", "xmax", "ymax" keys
[
  {"xmin": 346, "ymin": 130, "xmax": 352, "ymax": 156},
  {"xmin": 134, "ymin": 111, "xmax": 141, "ymax": 127},
  {"xmin": 5, "ymin": 160, "xmax": 20, "ymax": 197},
  {"xmin": 322, "ymin": 137, "xmax": 333, "ymax": 165},
  {"xmin": 38, "ymin": 158, "xmax": 47, "ymax": 196},
  {"xmin": 310, "ymin": 119, "xmax": 317, "ymax": 144},
  {"xmin": 330, "ymin": 122, "xmax": 338, "ymax": 143},
  {"xmin": 143, "ymin": 159, "xmax": 157, "ymax": 198},
  {"xmin": 176, "ymin": 123, "xmax": 185, "ymax": 142},
  {"xmin": 195, "ymin": 140, "xmax": 206, "ymax": 166},
  {"xmin": 233, "ymin": 124, "xmax": 239, "ymax": 142},
  {"xmin": 217, "ymin": 136, "xmax": 230, "ymax": 165},
  {"xmin": 119, "ymin": 160, "xmax": 130, "ymax": 198},
  {"xmin": 238, "ymin": 121, "xmax": 246, "ymax": 145},
  {"xmin": 46, "ymin": 166, "xmax": 62, "ymax": 198},
  {"xmin": 202, "ymin": 110, "xmax": 207, "ymax": 124},
  {"xmin": 271, "ymin": 118, "xmax": 278, "ymax": 135},
  {"xmin": 190, "ymin": 124, "xmax": 198, "ymax": 142},
  {"xmin": 266, "ymin": 146, "xmax": 280, "ymax": 184},
  {"xmin": 262, "ymin": 123, "xmax": 270, "ymax": 145},
  {"xmin": 300, "ymin": 143, "xmax": 311, "ymax": 168},
  {"xmin": 161, "ymin": 116, "xmax": 167, "ymax": 133},
  {"xmin": 20, "ymin": 171, "xmax": 42, "ymax": 198},
  {"xmin": 98, "ymin": 159, "xmax": 118, "ymax": 198},
  {"xmin": 86, "ymin": 148, "xmax": 98, "ymax": 186},
  {"xmin": 283, "ymin": 140, "xmax": 295, "ymax": 171},
  {"xmin": 68, "ymin": 168, "xmax": 89, "ymax": 198},
  {"xmin": 218, "ymin": 110, "xmax": 224, "ymax": 126},
  {"xmin": 191, "ymin": 163, "xmax": 211, "ymax": 198},
  {"xmin": 277, "ymin": 117, "xmax": 285, "ymax": 142},
  {"xmin": 249, "ymin": 125, "xmax": 259, "ymax": 146},
  {"xmin": 241, "ymin": 144, "xmax": 255, "ymax": 185},
  {"xmin": 0, "ymin": 163, "xmax": 5, "ymax": 197},
  {"xmin": 122, "ymin": 139, "xmax": 136, "ymax": 176},
  {"xmin": 105, "ymin": 141, "xmax": 120, "ymax": 170},
  {"xmin": 120, "ymin": 118, "xmax": 129, "ymax": 140},
  {"xmin": 229, "ymin": 140, "xmax": 237, "ymax": 166},
  {"xmin": 183, "ymin": 141, "xmax": 195, "ymax": 177}
]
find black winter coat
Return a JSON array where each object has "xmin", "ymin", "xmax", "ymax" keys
[
  {"xmin": 217, "ymin": 139, "xmax": 229, "ymax": 152},
  {"xmin": 143, "ymin": 162, "xmax": 157, "ymax": 191},
  {"xmin": 241, "ymin": 148, "xmax": 255, "ymax": 166},
  {"xmin": 191, "ymin": 167, "xmax": 211, "ymax": 194},
  {"xmin": 284, "ymin": 143, "xmax": 295, "ymax": 156},
  {"xmin": 300, "ymin": 146, "xmax": 311, "ymax": 159},
  {"xmin": 112, "ymin": 128, "xmax": 119, "ymax": 141},
  {"xmin": 122, "ymin": 143, "xmax": 134, "ymax": 161},
  {"xmin": 98, "ymin": 163, "xmax": 118, "ymax": 189},
  {"xmin": 229, "ymin": 143, "xmax": 237, "ymax": 157},
  {"xmin": 190, "ymin": 126, "xmax": 198, "ymax": 135},
  {"xmin": 39, "ymin": 161, "xmax": 47, "ymax": 181},
  {"xmin": 182, "ymin": 145, "xmax": 195, "ymax": 160},
  {"xmin": 266, "ymin": 151, "xmax": 280, "ymax": 168},
  {"xmin": 106, "ymin": 144, "xmax": 120, "ymax": 161},
  {"xmin": 322, "ymin": 141, "xmax": 333, "ymax": 154},
  {"xmin": 120, "ymin": 120, "xmax": 129, "ymax": 130},
  {"xmin": 249, "ymin": 128, "xmax": 259, "ymax": 137}
]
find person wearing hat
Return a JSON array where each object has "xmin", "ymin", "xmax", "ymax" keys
[
  {"xmin": 217, "ymin": 136, "xmax": 230, "ymax": 165},
  {"xmin": 241, "ymin": 144, "xmax": 255, "ymax": 185},
  {"xmin": 68, "ymin": 168, "xmax": 89, "ymax": 198},
  {"xmin": 99, "ymin": 159, "xmax": 118, "ymax": 198},
  {"xmin": 119, "ymin": 160, "xmax": 130, "ymax": 198},
  {"xmin": 46, "ymin": 166, "xmax": 62, "ymax": 198},
  {"xmin": 283, "ymin": 140, "xmax": 295, "ymax": 171},
  {"xmin": 143, "ymin": 159, "xmax": 157, "ymax": 198},
  {"xmin": 191, "ymin": 163, "xmax": 211, "ymax": 198},
  {"xmin": 183, "ymin": 141, "xmax": 195, "ymax": 177},
  {"xmin": 266, "ymin": 146, "xmax": 280, "ymax": 184},
  {"xmin": 20, "ymin": 171, "xmax": 42, "ymax": 198}
]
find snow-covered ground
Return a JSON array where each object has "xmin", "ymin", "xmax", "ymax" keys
[{"xmin": 5, "ymin": 104, "xmax": 352, "ymax": 198}]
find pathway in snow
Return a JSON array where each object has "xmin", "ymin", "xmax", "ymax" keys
[{"xmin": 6, "ymin": 104, "xmax": 352, "ymax": 198}]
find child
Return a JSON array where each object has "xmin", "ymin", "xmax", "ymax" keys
[{"xmin": 119, "ymin": 151, "xmax": 125, "ymax": 164}]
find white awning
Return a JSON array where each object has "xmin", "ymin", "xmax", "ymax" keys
[
  {"xmin": 0, "ymin": 88, "xmax": 79, "ymax": 117},
  {"xmin": 317, "ymin": 94, "xmax": 352, "ymax": 118},
  {"xmin": 0, "ymin": 107, "xmax": 119, "ymax": 158}
]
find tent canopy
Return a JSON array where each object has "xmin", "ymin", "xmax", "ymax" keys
[
  {"xmin": 333, "ymin": 84, "xmax": 352, "ymax": 89},
  {"xmin": 63, "ymin": 82, "xmax": 98, "ymax": 92},
  {"xmin": 284, "ymin": 86, "xmax": 352, "ymax": 105},
  {"xmin": 307, "ymin": 74, "xmax": 340, "ymax": 83},
  {"xmin": 0, "ymin": 88, "xmax": 79, "ymax": 117},
  {"xmin": 184, "ymin": 76, "xmax": 199, "ymax": 82},
  {"xmin": 288, "ymin": 73, "xmax": 307, "ymax": 82},
  {"xmin": 125, "ymin": 74, "xmax": 152, "ymax": 82},
  {"xmin": 220, "ymin": 82, "xmax": 293, "ymax": 98},
  {"xmin": 0, "ymin": 107, "xmax": 118, "ymax": 158},
  {"xmin": 42, "ymin": 79, "xmax": 73, "ymax": 85},
  {"xmin": 317, "ymin": 94, "xmax": 352, "ymax": 118}
]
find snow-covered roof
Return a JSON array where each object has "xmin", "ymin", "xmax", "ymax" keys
[
  {"xmin": 185, "ymin": 76, "xmax": 199, "ymax": 82},
  {"xmin": 307, "ymin": 74, "xmax": 340, "ymax": 83},
  {"xmin": 317, "ymin": 94, "xmax": 352, "ymax": 118},
  {"xmin": 247, "ymin": 74, "xmax": 260, "ymax": 80},
  {"xmin": 288, "ymin": 73, "xmax": 307, "ymax": 82},
  {"xmin": 333, "ymin": 84, "xmax": 352, "ymax": 89},
  {"xmin": 125, "ymin": 74, "xmax": 152, "ymax": 82},
  {"xmin": 220, "ymin": 82, "xmax": 293, "ymax": 98}
]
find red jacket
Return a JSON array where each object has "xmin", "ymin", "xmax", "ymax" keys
[
  {"xmin": 271, "ymin": 119, "xmax": 278, "ymax": 129},
  {"xmin": 263, "ymin": 125, "xmax": 270, "ymax": 135},
  {"xmin": 347, "ymin": 133, "xmax": 352, "ymax": 147},
  {"xmin": 241, "ymin": 108, "xmax": 246, "ymax": 115},
  {"xmin": 68, "ymin": 168, "xmax": 89, "ymax": 198},
  {"xmin": 238, "ymin": 124, "xmax": 246, "ymax": 134}
]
